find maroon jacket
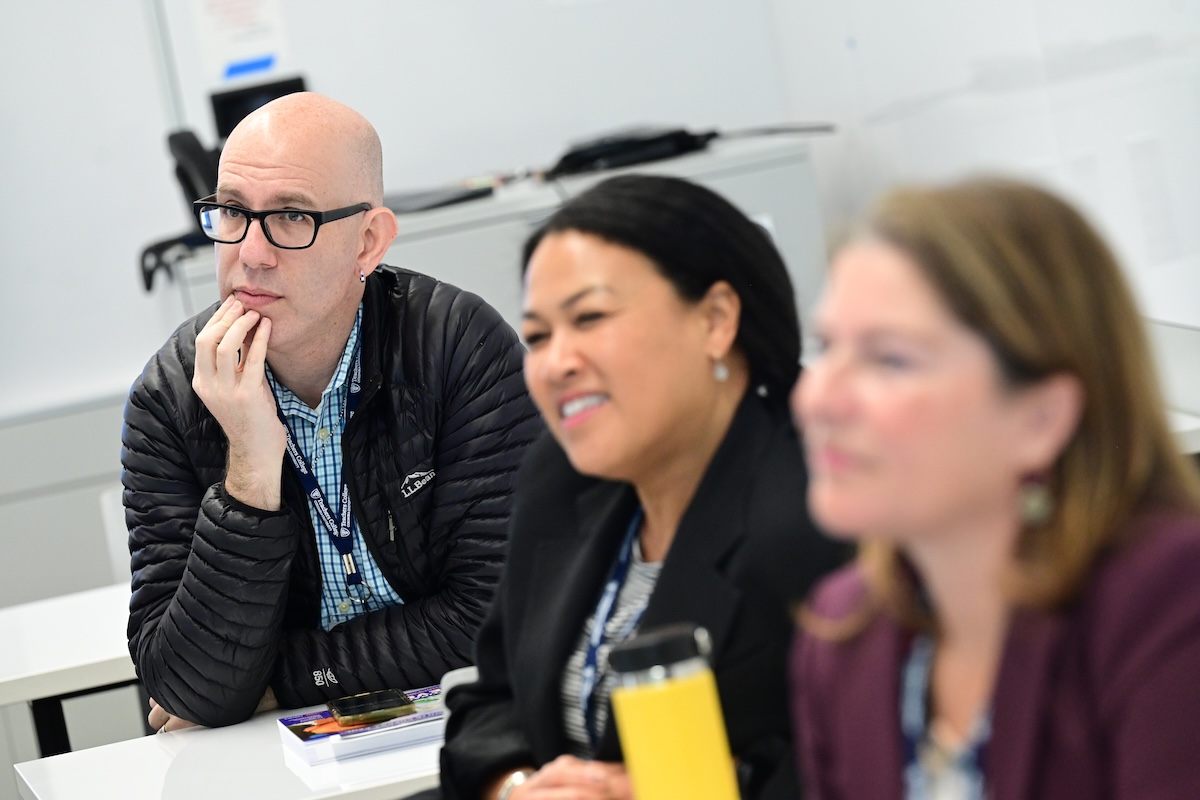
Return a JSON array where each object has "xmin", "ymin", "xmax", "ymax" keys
[{"xmin": 792, "ymin": 511, "xmax": 1200, "ymax": 799}]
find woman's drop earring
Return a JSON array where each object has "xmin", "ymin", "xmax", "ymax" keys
[{"xmin": 1019, "ymin": 477, "xmax": 1054, "ymax": 525}]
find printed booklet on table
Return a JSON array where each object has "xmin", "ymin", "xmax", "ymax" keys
[{"xmin": 277, "ymin": 684, "xmax": 445, "ymax": 765}]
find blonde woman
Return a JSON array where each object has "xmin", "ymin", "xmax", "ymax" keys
[{"xmin": 791, "ymin": 177, "xmax": 1200, "ymax": 799}]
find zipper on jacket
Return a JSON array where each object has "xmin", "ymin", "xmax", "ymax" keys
[
  {"xmin": 341, "ymin": 345, "xmax": 432, "ymax": 599},
  {"xmin": 341, "ymin": 392, "xmax": 414, "ymax": 600},
  {"xmin": 380, "ymin": 502, "xmax": 432, "ymax": 598}
]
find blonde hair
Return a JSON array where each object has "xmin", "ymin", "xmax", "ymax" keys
[{"xmin": 811, "ymin": 177, "xmax": 1200, "ymax": 635}]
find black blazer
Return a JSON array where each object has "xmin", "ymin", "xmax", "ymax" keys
[{"xmin": 439, "ymin": 393, "xmax": 849, "ymax": 800}]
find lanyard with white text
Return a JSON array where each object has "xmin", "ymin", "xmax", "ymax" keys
[
  {"xmin": 273, "ymin": 348, "xmax": 371, "ymax": 609},
  {"xmin": 580, "ymin": 508, "xmax": 647, "ymax": 751},
  {"xmin": 900, "ymin": 633, "xmax": 990, "ymax": 800}
]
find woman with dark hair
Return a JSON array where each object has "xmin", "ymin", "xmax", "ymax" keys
[
  {"xmin": 791, "ymin": 177, "xmax": 1200, "ymax": 798},
  {"xmin": 437, "ymin": 174, "xmax": 848, "ymax": 800}
]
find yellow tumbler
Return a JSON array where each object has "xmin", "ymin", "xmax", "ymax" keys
[{"xmin": 608, "ymin": 623, "xmax": 740, "ymax": 800}]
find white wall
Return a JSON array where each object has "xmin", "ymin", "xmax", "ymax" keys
[
  {"xmin": 0, "ymin": 0, "xmax": 193, "ymax": 422},
  {"xmin": 7, "ymin": 0, "xmax": 1197, "ymax": 423},
  {"xmin": 0, "ymin": 0, "xmax": 791, "ymax": 423},
  {"xmin": 161, "ymin": 0, "xmax": 790, "ymax": 192},
  {"xmin": 765, "ymin": 0, "xmax": 1200, "ymax": 330}
]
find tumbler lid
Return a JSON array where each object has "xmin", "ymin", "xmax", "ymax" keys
[{"xmin": 607, "ymin": 622, "xmax": 712, "ymax": 674}]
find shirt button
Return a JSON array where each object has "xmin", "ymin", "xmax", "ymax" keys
[{"xmin": 317, "ymin": 428, "xmax": 331, "ymax": 441}]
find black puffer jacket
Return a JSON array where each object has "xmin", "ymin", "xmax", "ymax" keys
[{"xmin": 122, "ymin": 265, "xmax": 541, "ymax": 727}]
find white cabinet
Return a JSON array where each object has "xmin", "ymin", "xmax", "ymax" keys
[
  {"xmin": 174, "ymin": 135, "xmax": 828, "ymax": 338},
  {"xmin": 554, "ymin": 135, "xmax": 829, "ymax": 330}
]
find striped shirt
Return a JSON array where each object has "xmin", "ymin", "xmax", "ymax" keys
[
  {"xmin": 266, "ymin": 304, "xmax": 405, "ymax": 631},
  {"xmin": 559, "ymin": 540, "xmax": 662, "ymax": 755}
]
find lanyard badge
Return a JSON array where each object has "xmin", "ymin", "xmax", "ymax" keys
[
  {"xmin": 579, "ymin": 508, "xmax": 648, "ymax": 750},
  {"xmin": 273, "ymin": 349, "xmax": 372, "ymax": 612},
  {"xmin": 900, "ymin": 633, "xmax": 991, "ymax": 800}
]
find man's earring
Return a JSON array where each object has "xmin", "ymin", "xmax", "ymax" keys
[
  {"xmin": 713, "ymin": 359, "xmax": 730, "ymax": 383},
  {"xmin": 360, "ymin": 271, "xmax": 366, "ymax": 283}
]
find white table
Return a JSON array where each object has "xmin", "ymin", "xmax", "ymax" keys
[
  {"xmin": 14, "ymin": 706, "xmax": 440, "ymax": 800},
  {"xmin": 0, "ymin": 583, "xmax": 137, "ymax": 755}
]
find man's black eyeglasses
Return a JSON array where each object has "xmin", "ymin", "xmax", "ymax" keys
[{"xmin": 193, "ymin": 195, "xmax": 372, "ymax": 250}]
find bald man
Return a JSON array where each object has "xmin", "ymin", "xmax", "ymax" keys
[{"xmin": 122, "ymin": 93, "xmax": 540, "ymax": 730}]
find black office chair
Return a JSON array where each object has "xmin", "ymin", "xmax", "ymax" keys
[{"xmin": 139, "ymin": 130, "xmax": 220, "ymax": 292}]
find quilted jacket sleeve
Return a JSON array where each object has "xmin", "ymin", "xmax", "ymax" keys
[
  {"xmin": 122, "ymin": 327, "xmax": 303, "ymax": 728},
  {"xmin": 267, "ymin": 283, "xmax": 542, "ymax": 709}
]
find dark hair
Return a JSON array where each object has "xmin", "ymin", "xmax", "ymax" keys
[{"xmin": 523, "ymin": 174, "xmax": 801, "ymax": 407}]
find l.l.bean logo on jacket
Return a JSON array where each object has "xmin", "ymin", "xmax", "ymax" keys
[{"xmin": 401, "ymin": 469, "xmax": 435, "ymax": 499}]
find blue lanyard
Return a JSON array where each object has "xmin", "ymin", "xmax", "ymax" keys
[
  {"xmin": 272, "ymin": 348, "xmax": 371, "ymax": 608},
  {"xmin": 900, "ymin": 633, "xmax": 991, "ymax": 800},
  {"xmin": 579, "ymin": 508, "xmax": 647, "ymax": 750}
]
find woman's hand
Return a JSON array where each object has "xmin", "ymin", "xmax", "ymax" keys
[{"xmin": 509, "ymin": 756, "xmax": 632, "ymax": 800}]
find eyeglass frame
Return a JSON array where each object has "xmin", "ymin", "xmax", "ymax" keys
[{"xmin": 193, "ymin": 194, "xmax": 373, "ymax": 250}]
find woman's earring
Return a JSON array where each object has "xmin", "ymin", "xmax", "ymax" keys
[
  {"xmin": 1019, "ymin": 477, "xmax": 1054, "ymax": 525},
  {"xmin": 713, "ymin": 360, "xmax": 730, "ymax": 383},
  {"xmin": 360, "ymin": 270, "xmax": 366, "ymax": 283}
]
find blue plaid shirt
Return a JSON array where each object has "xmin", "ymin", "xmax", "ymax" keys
[{"xmin": 266, "ymin": 305, "xmax": 405, "ymax": 631}]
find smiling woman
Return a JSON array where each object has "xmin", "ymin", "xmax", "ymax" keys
[
  {"xmin": 520, "ymin": 231, "xmax": 739, "ymax": 511},
  {"xmin": 434, "ymin": 174, "xmax": 850, "ymax": 800},
  {"xmin": 791, "ymin": 177, "xmax": 1200, "ymax": 800}
]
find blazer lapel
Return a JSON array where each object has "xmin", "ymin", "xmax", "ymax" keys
[
  {"xmin": 594, "ymin": 397, "xmax": 770, "ymax": 756},
  {"xmin": 519, "ymin": 480, "xmax": 638, "ymax": 757},
  {"xmin": 822, "ymin": 605, "xmax": 1066, "ymax": 800},
  {"xmin": 831, "ymin": 619, "xmax": 909, "ymax": 800},
  {"xmin": 984, "ymin": 609, "xmax": 1067, "ymax": 800},
  {"xmin": 638, "ymin": 436, "xmax": 753, "ymax": 647},
  {"xmin": 643, "ymin": 397, "xmax": 778, "ymax": 639}
]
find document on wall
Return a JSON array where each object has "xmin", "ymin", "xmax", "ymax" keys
[{"xmin": 189, "ymin": 0, "xmax": 290, "ymax": 83}]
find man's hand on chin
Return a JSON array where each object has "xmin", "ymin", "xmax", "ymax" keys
[{"xmin": 192, "ymin": 295, "xmax": 286, "ymax": 510}]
